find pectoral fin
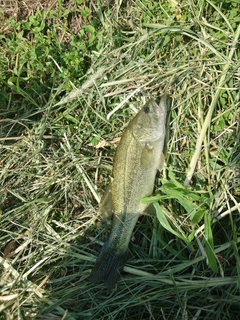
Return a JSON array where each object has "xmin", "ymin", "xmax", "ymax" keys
[{"xmin": 143, "ymin": 203, "xmax": 156, "ymax": 216}]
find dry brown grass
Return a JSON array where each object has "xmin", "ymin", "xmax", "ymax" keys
[{"xmin": 0, "ymin": 1, "xmax": 239, "ymax": 319}]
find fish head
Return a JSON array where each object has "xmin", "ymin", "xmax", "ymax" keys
[{"xmin": 131, "ymin": 96, "xmax": 168, "ymax": 143}]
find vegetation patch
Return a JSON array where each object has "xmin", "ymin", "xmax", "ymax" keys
[{"xmin": 0, "ymin": 0, "xmax": 239, "ymax": 319}]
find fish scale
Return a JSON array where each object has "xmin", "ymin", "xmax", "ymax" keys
[{"xmin": 89, "ymin": 96, "xmax": 168, "ymax": 289}]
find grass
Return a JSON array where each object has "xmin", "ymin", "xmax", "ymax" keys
[{"xmin": 0, "ymin": 0, "xmax": 240, "ymax": 319}]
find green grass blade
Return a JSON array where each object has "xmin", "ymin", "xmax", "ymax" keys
[
  {"xmin": 204, "ymin": 212, "xmax": 218, "ymax": 272},
  {"xmin": 154, "ymin": 202, "xmax": 189, "ymax": 242}
]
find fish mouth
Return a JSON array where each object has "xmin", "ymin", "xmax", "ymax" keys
[{"xmin": 154, "ymin": 95, "xmax": 168, "ymax": 119}]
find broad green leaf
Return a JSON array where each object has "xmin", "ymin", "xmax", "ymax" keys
[
  {"xmin": 161, "ymin": 182, "xmax": 204, "ymax": 224},
  {"xmin": 154, "ymin": 202, "xmax": 189, "ymax": 242},
  {"xmin": 141, "ymin": 195, "xmax": 169, "ymax": 204},
  {"xmin": 84, "ymin": 25, "xmax": 95, "ymax": 33}
]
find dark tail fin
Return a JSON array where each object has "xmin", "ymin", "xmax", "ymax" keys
[{"xmin": 89, "ymin": 241, "xmax": 128, "ymax": 289}]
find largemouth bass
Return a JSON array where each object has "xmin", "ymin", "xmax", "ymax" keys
[{"xmin": 89, "ymin": 96, "xmax": 168, "ymax": 288}]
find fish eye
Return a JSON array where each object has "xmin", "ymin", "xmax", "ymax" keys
[{"xmin": 143, "ymin": 106, "xmax": 150, "ymax": 114}]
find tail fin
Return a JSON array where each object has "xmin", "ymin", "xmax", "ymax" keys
[{"xmin": 89, "ymin": 241, "xmax": 128, "ymax": 289}]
